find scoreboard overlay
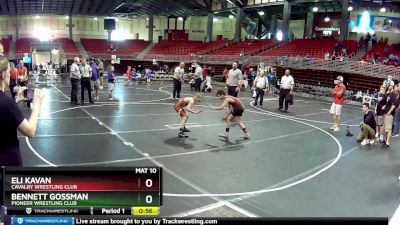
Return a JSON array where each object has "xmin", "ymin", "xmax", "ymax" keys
[{"xmin": 1, "ymin": 167, "xmax": 162, "ymax": 216}]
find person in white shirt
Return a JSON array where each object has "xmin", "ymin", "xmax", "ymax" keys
[
  {"xmin": 253, "ymin": 70, "xmax": 269, "ymax": 108},
  {"xmin": 173, "ymin": 62, "xmax": 185, "ymax": 99},
  {"xmin": 278, "ymin": 69, "xmax": 294, "ymax": 112},
  {"xmin": 80, "ymin": 58, "xmax": 93, "ymax": 104},
  {"xmin": 193, "ymin": 63, "xmax": 203, "ymax": 92},
  {"xmin": 70, "ymin": 57, "xmax": 81, "ymax": 105}
]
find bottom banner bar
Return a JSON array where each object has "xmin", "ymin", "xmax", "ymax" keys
[{"xmin": 4, "ymin": 217, "xmax": 388, "ymax": 225}]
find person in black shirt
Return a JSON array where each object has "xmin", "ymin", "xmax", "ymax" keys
[
  {"xmin": 357, "ymin": 103, "xmax": 376, "ymax": 146},
  {"xmin": 0, "ymin": 53, "xmax": 45, "ymax": 166},
  {"xmin": 382, "ymin": 84, "xmax": 399, "ymax": 148}
]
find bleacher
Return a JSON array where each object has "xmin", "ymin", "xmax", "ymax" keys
[
  {"xmin": 148, "ymin": 40, "xmax": 207, "ymax": 56},
  {"xmin": 276, "ymin": 67, "xmax": 383, "ymax": 93},
  {"xmin": 195, "ymin": 40, "xmax": 232, "ymax": 55},
  {"xmin": 16, "ymin": 38, "xmax": 38, "ymax": 58},
  {"xmin": 58, "ymin": 38, "xmax": 80, "ymax": 58},
  {"xmin": 81, "ymin": 38, "xmax": 150, "ymax": 58},
  {"xmin": 258, "ymin": 39, "xmax": 358, "ymax": 58},
  {"xmin": 208, "ymin": 39, "xmax": 275, "ymax": 56},
  {"xmin": 363, "ymin": 43, "xmax": 400, "ymax": 64}
]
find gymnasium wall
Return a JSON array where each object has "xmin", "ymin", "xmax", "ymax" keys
[
  {"xmin": 0, "ymin": 15, "xmax": 249, "ymax": 43},
  {"xmin": 289, "ymin": 20, "xmax": 305, "ymax": 39}
]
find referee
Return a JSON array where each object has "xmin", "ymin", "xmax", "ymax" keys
[
  {"xmin": 173, "ymin": 62, "xmax": 185, "ymax": 99},
  {"xmin": 278, "ymin": 69, "xmax": 294, "ymax": 112},
  {"xmin": 70, "ymin": 57, "xmax": 81, "ymax": 105}
]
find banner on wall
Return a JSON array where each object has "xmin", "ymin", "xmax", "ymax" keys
[{"xmin": 353, "ymin": 13, "xmax": 400, "ymax": 33}]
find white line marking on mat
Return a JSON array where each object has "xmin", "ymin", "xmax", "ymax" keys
[
  {"xmin": 390, "ymin": 203, "xmax": 400, "ymax": 225},
  {"xmin": 25, "ymin": 137, "xmax": 57, "ymax": 167},
  {"xmin": 172, "ymin": 145, "xmax": 360, "ymax": 217},
  {"xmin": 32, "ymin": 84, "xmax": 258, "ymax": 217},
  {"xmin": 161, "ymin": 102, "xmax": 344, "ymax": 197}
]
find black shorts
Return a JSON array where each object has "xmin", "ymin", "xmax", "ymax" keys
[
  {"xmin": 230, "ymin": 107, "xmax": 244, "ymax": 117},
  {"xmin": 227, "ymin": 86, "xmax": 238, "ymax": 97}
]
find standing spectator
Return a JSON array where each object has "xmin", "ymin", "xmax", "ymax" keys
[
  {"xmin": 9, "ymin": 62, "xmax": 18, "ymax": 100},
  {"xmin": 375, "ymin": 86, "xmax": 387, "ymax": 142},
  {"xmin": 126, "ymin": 66, "xmax": 132, "ymax": 85},
  {"xmin": 108, "ymin": 66, "xmax": 116, "ymax": 101},
  {"xmin": 173, "ymin": 62, "xmax": 185, "ymax": 99},
  {"xmin": 382, "ymin": 84, "xmax": 399, "ymax": 148},
  {"xmin": 253, "ymin": 70, "xmax": 268, "ymax": 108},
  {"xmin": 226, "ymin": 61, "xmax": 243, "ymax": 97},
  {"xmin": 80, "ymin": 58, "xmax": 93, "ymax": 104},
  {"xmin": 202, "ymin": 65, "xmax": 208, "ymax": 80},
  {"xmin": 278, "ymin": 69, "xmax": 294, "ymax": 113},
  {"xmin": 0, "ymin": 53, "xmax": 45, "ymax": 166},
  {"xmin": 330, "ymin": 76, "xmax": 347, "ymax": 132},
  {"xmin": 358, "ymin": 36, "xmax": 364, "ymax": 49},
  {"xmin": 248, "ymin": 68, "xmax": 256, "ymax": 89},
  {"xmin": 97, "ymin": 59, "xmax": 104, "ymax": 89},
  {"xmin": 90, "ymin": 58, "xmax": 100, "ymax": 101},
  {"xmin": 17, "ymin": 60, "xmax": 29, "ymax": 108},
  {"xmin": 392, "ymin": 83, "xmax": 400, "ymax": 137},
  {"xmin": 70, "ymin": 57, "xmax": 81, "ymax": 105},
  {"xmin": 357, "ymin": 103, "xmax": 376, "ymax": 145},
  {"xmin": 365, "ymin": 32, "xmax": 371, "ymax": 50},
  {"xmin": 223, "ymin": 68, "xmax": 229, "ymax": 82},
  {"xmin": 270, "ymin": 72, "xmax": 278, "ymax": 95},
  {"xmin": 209, "ymin": 67, "xmax": 215, "ymax": 78},
  {"xmin": 372, "ymin": 34, "xmax": 377, "ymax": 47},
  {"xmin": 193, "ymin": 63, "xmax": 202, "ymax": 92},
  {"xmin": 145, "ymin": 68, "xmax": 152, "ymax": 85}
]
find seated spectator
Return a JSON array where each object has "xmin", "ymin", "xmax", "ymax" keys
[{"xmin": 341, "ymin": 48, "xmax": 347, "ymax": 58}]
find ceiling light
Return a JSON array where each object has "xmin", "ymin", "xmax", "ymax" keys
[
  {"xmin": 94, "ymin": 17, "xmax": 98, "ymax": 20},
  {"xmin": 213, "ymin": 17, "xmax": 218, "ymax": 22},
  {"xmin": 348, "ymin": 6, "xmax": 353, "ymax": 11},
  {"xmin": 312, "ymin": 7, "xmax": 318, "ymax": 12},
  {"xmin": 65, "ymin": 16, "xmax": 69, "ymax": 19},
  {"xmin": 258, "ymin": 11, "xmax": 265, "ymax": 16},
  {"xmin": 115, "ymin": 18, "xmax": 119, "ymax": 21},
  {"xmin": 178, "ymin": 17, "xmax": 183, "ymax": 21},
  {"xmin": 324, "ymin": 17, "xmax": 330, "ymax": 22},
  {"xmin": 229, "ymin": 15, "xmax": 234, "ymax": 19},
  {"xmin": 389, "ymin": 19, "xmax": 392, "ymax": 23},
  {"xmin": 380, "ymin": 7, "xmax": 386, "ymax": 12},
  {"xmin": 35, "ymin": 15, "xmax": 40, "ymax": 19}
]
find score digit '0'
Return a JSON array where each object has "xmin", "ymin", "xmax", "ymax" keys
[{"xmin": 149, "ymin": 168, "xmax": 157, "ymax": 173}]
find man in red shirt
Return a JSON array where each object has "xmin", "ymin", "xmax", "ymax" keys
[
  {"xmin": 330, "ymin": 76, "xmax": 347, "ymax": 132},
  {"xmin": 202, "ymin": 65, "xmax": 208, "ymax": 80},
  {"xmin": 126, "ymin": 66, "xmax": 132, "ymax": 84},
  {"xmin": 17, "ymin": 60, "xmax": 30, "ymax": 108},
  {"xmin": 17, "ymin": 60, "xmax": 28, "ymax": 84}
]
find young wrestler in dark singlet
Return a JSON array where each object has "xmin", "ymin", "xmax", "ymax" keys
[{"xmin": 212, "ymin": 90, "xmax": 250, "ymax": 139}]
